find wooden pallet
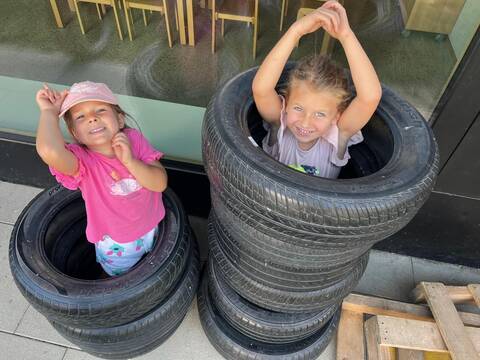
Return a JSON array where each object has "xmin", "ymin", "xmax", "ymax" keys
[{"xmin": 336, "ymin": 283, "xmax": 480, "ymax": 360}]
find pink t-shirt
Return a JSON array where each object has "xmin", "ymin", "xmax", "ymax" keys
[
  {"xmin": 262, "ymin": 97, "xmax": 363, "ymax": 179},
  {"xmin": 50, "ymin": 128, "xmax": 165, "ymax": 244}
]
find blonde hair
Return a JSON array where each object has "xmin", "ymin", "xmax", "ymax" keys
[{"xmin": 286, "ymin": 55, "xmax": 352, "ymax": 112}]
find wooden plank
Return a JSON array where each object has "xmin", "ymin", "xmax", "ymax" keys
[
  {"xmin": 365, "ymin": 317, "xmax": 396, "ymax": 360},
  {"xmin": 412, "ymin": 285, "xmax": 475, "ymax": 304},
  {"xmin": 336, "ymin": 309, "xmax": 364, "ymax": 360},
  {"xmin": 365, "ymin": 317, "xmax": 381, "ymax": 360},
  {"xmin": 424, "ymin": 354, "xmax": 451, "ymax": 360},
  {"xmin": 420, "ymin": 282, "xmax": 479, "ymax": 360},
  {"xmin": 398, "ymin": 349, "xmax": 424, "ymax": 360},
  {"xmin": 372, "ymin": 315, "xmax": 480, "ymax": 353},
  {"xmin": 342, "ymin": 293, "xmax": 480, "ymax": 327},
  {"xmin": 381, "ymin": 348, "xmax": 395, "ymax": 360},
  {"xmin": 467, "ymin": 285, "xmax": 480, "ymax": 308}
]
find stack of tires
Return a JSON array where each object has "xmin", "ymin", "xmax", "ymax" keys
[
  {"xmin": 9, "ymin": 186, "xmax": 200, "ymax": 359},
  {"xmin": 200, "ymin": 66, "xmax": 439, "ymax": 360}
]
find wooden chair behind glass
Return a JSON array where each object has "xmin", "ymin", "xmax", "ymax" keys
[
  {"xmin": 211, "ymin": 0, "xmax": 259, "ymax": 59},
  {"xmin": 122, "ymin": 0, "xmax": 173, "ymax": 47},
  {"xmin": 73, "ymin": 0, "xmax": 124, "ymax": 40}
]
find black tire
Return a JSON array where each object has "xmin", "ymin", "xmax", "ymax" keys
[
  {"xmin": 198, "ymin": 269, "xmax": 340, "ymax": 360},
  {"xmin": 202, "ymin": 65, "xmax": 439, "ymax": 244},
  {"xmin": 9, "ymin": 185, "xmax": 191, "ymax": 328},
  {"xmin": 208, "ymin": 255, "xmax": 339, "ymax": 344},
  {"xmin": 51, "ymin": 239, "xmax": 201, "ymax": 359},
  {"xmin": 210, "ymin": 202, "xmax": 371, "ymax": 270},
  {"xmin": 212, "ymin": 188, "xmax": 384, "ymax": 250},
  {"xmin": 209, "ymin": 228, "xmax": 369, "ymax": 313},
  {"xmin": 210, "ymin": 212, "xmax": 363, "ymax": 291}
]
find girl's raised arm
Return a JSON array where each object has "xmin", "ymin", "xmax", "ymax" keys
[
  {"xmin": 36, "ymin": 85, "xmax": 78, "ymax": 176},
  {"xmin": 322, "ymin": 1, "xmax": 382, "ymax": 141},
  {"xmin": 252, "ymin": 9, "xmax": 335, "ymax": 125}
]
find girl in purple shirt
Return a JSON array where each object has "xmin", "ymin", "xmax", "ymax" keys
[
  {"xmin": 252, "ymin": 1, "xmax": 382, "ymax": 178},
  {"xmin": 36, "ymin": 81, "xmax": 168, "ymax": 276}
]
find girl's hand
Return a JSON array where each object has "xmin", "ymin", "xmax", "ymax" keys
[
  {"xmin": 36, "ymin": 84, "xmax": 68, "ymax": 115},
  {"xmin": 112, "ymin": 132, "xmax": 134, "ymax": 166},
  {"xmin": 320, "ymin": 1, "xmax": 352, "ymax": 41},
  {"xmin": 291, "ymin": 1, "xmax": 352, "ymax": 41}
]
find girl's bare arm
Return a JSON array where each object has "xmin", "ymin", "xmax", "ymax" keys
[
  {"xmin": 252, "ymin": 29, "xmax": 298, "ymax": 125},
  {"xmin": 111, "ymin": 132, "xmax": 167, "ymax": 192},
  {"xmin": 35, "ymin": 86, "xmax": 78, "ymax": 175},
  {"xmin": 125, "ymin": 160, "xmax": 168, "ymax": 193},
  {"xmin": 322, "ymin": 2, "xmax": 382, "ymax": 141}
]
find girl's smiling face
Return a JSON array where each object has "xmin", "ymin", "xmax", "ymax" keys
[
  {"xmin": 285, "ymin": 81, "xmax": 341, "ymax": 151},
  {"xmin": 69, "ymin": 101, "xmax": 124, "ymax": 154}
]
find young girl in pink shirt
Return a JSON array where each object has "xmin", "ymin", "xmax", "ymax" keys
[
  {"xmin": 252, "ymin": 0, "xmax": 382, "ymax": 178},
  {"xmin": 36, "ymin": 81, "xmax": 168, "ymax": 276}
]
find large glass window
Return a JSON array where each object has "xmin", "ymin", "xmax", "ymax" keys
[{"xmin": 1, "ymin": 0, "xmax": 479, "ymax": 118}]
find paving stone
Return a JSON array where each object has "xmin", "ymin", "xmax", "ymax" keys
[
  {"xmin": 63, "ymin": 349, "xmax": 101, "ymax": 360},
  {"xmin": 16, "ymin": 306, "xmax": 79, "ymax": 349},
  {"xmin": 0, "ymin": 223, "xmax": 13, "ymax": 283},
  {"xmin": 138, "ymin": 300, "xmax": 224, "ymax": 360},
  {"xmin": 0, "ymin": 181, "xmax": 42, "ymax": 225},
  {"xmin": 0, "ymin": 278, "xmax": 30, "ymax": 333},
  {"xmin": 412, "ymin": 257, "xmax": 480, "ymax": 286},
  {"xmin": 355, "ymin": 249, "xmax": 415, "ymax": 301},
  {"xmin": 0, "ymin": 331, "xmax": 66, "ymax": 360}
]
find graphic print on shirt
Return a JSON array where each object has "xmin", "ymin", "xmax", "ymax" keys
[
  {"xmin": 109, "ymin": 177, "xmax": 143, "ymax": 196},
  {"xmin": 288, "ymin": 164, "xmax": 321, "ymax": 176}
]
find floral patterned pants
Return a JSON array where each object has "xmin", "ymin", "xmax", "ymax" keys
[{"xmin": 95, "ymin": 227, "xmax": 156, "ymax": 276}]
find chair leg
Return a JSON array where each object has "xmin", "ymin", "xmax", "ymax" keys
[
  {"xmin": 186, "ymin": 0, "xmax": 195, "ymax": 46},
  {"xmin": 253, "ymin": 21, "xmax": 257, "ymax": 58},
  {"xmin": 253, "ymin": 0, "xmax": 258, "ymax": 58},
  {"xmin": 211, "ymin": 2, "xmax": 216, "ymax": 53},
  {"xmin": 320, "ymin": 31, "xmax": 332, "ymax": 55},
  {"xmin": 163, "ymin": 0, "xmax": 173, "ymax": 47},
  {"xmin": 280, "ymin": 0, "xmax": 285, "ymax": 31},
  {"xmin": 49, "ymin": 0, "xmax": 64, "ymax": 28},
  {"xmin": 67, "ymin": 0, "xmax": 75, "ymax": 12},
  {"xmin": 96, "ymin": 3, "xmax": 103, "ymax": 20},
  {"xmin": 74, "ymin": 0, "xmax": 86, "ymax": 35},
  {"xmin": 175, "ymin": 6, "xmax": 179, "ymax": 30},
  {"xmin": 111, "ymin": 0, "xmax": 124, "ymax": 40},
  {"xmin": 101, "ymin": 4, "xmax": 106, "ymax": 14},
  {"xmin": 123, "ymin": 0, "xmax": 133, "ymax": 40},
  {"xmin": 221, "ymin": 19, "xmax": 224, "ymax": 37},
  {"xmin": 142, "ymin": 9, "xmax": 148, "ymax": 26},
  {"xmin": 253, "ymin": 22, "xmax": 258, "ymax": 59}
]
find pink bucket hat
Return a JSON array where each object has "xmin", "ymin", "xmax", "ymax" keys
[{"xmin": 59, "ymin": 81, "xmax": 118, "ymax": 118}]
